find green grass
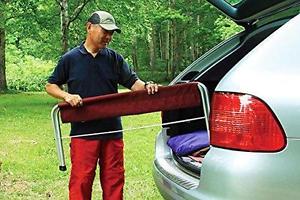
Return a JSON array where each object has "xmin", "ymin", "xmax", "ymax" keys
[{"xmin": 0, "ymin": 92, "xmax": 163, "ymax": 199}]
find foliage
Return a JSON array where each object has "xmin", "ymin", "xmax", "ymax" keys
[
  {"xmin": 6, "ymin": 0, "xmax": 61, "ymax": 60},
  {"xmin": 138, "ymin": 71, "xmax": 168, "ymax": 83},
  {"xmin": 214, "ymin": 15, "xmax": 244, "ymax": 40},
  {"xmin": 226, "ymin": 0, "xmax": 242, "ymax": 5},
  {"xmin": 3, "ymin": 0, "xmax": 243, "ymax": 91},
  {"xmin": 6, "ymin": 44, "xmax": 54, "ymax": 91}
]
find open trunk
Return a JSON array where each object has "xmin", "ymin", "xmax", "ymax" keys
[{"xmin": 161, "ymin": 19, "xmax": 289, "ymax": 177}]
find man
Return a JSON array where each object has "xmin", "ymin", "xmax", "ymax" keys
[{"xmin": 46, "ymin": 11, "xmax": 158, "ymax": 200}]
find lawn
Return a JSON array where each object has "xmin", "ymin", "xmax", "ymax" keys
[{"xmin": 0, "ymin": 92, "xmax": 163, "ymax": 199}]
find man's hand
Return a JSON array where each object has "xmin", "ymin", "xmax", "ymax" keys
[
  {"xmin": 144, "ymin": 81, "xmax": 158, "ymax": 95},
  {"xmin": 45, "ymin": 83, "xmax": 83, "ymax": 107},
  {"xmin": 64, "ymin": 94, "xmax": 83, "ymax": 107},
  {"xmin": 131, "ymin": 79, "xmax": 159, "ymax": 94}
]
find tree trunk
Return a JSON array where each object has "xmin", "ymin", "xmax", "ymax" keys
[
  {"xmin": 195, "ymin": 0, "xmax": 201, "ymax": 58},
  {"xmin": 0, "ymin": 28, "xmax": 6, "ymax": 91},
  {"xmin": 131, "ymin": 36, "xmax": 138, "ymax": 71},
  {"xmin": 57, "ymin": 0, "xmax": 91, "ymax": 55},
  {"xmin": 165, "ymin": 21, "xmax": 170, "ymax": 80},
  {"xmin": 169, "ymin": 0, "xmax": 176, "ymax": 79},
  {"xmin": 149, "ymin": 25, "xmax": 156, "ymax": 75},
  {"xmin": 169, "ymin": 20, "xmax": 175, "ymax": 79},
  {"xmin": 60, "ymin": 0, "xmax": 69, "ymax": 54},
  {"xmin": 158, "ymin": 31, "xmax": 163, "ymax": 60},
  {"xmin": 0, "ymin": 2, "xmax": 7, "ymax": 91},
  {"xmin": 183, "ymin": 29, "xmax": 189, "ymax": 67}
]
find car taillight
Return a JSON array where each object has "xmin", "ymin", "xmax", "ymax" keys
[{"xmin": 210, "ymin": 92, "xmax": 286, "ymax": 152}]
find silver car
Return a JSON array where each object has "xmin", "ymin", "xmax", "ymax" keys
[{"xmin": 153, "ymin": 0, "xmax": 300, "ymax": 199}]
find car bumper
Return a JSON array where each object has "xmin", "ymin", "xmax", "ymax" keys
[
  {"xmin": 152, "ymin": 129, "xmax": 206, "ymax": 200},
  {"xmin": 153, "ymin": 130, "xmax": 300, "ymax": 200}
]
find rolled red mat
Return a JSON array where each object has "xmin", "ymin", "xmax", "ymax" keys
[{"xmin": 58, "ymin": 82, "xmax": 201, "ymax": 123}]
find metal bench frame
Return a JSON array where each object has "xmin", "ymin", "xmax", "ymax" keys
[{"xmin": 51, "ymin": 82, "xmax": 210, "ymax": 171}]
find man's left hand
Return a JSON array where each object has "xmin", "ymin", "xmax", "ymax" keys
[{"xmin": 145, "ymin": 81, "xmax": 158, "ymax": 95}]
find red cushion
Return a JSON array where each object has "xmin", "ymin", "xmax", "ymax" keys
[{"xmin": 58, "ymin": 82, "xmax": 201, "ymax": 123}]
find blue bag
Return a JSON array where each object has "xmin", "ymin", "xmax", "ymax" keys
[{"xmin": 167, "ymin": 130, "xmax": 209, "ymax": 156}]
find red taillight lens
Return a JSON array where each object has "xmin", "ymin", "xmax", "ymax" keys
[{"xmin": 210, "ymin": 92, "xmax": 286, "ymax": 152}]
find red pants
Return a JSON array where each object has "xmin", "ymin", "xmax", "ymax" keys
[{"xmin": 69, "ymin": 138, "xmax": 124, "ymax": 200}]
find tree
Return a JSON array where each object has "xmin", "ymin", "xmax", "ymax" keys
[
  {"xmin": 56, "ymin": 0, "xmax": 91, "ymax": 54},
  {"xmin": 0, "ymin": 1, "xmax": 7, "ymax": 91},
  {"xmin": 3, "ymin": 0, "xmax": 240, "ymax": 91}
]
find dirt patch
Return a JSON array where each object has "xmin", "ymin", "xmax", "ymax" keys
[
  {"xmin": 0, "ymin": 151, "xmax": 8, "ymax": 157},
  {"xmin": 0, "ymin": 174, "xmax": 30, "ymax": 194},
  {"xmin": 9, "ymin": 139, "xmax": 38, "ymax": 145}
]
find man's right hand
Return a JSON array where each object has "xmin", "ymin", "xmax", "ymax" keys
[
  {"xmin": 64, "ymin": 94, "xmax": 83, "ymax": 107},
  {"xmin": 45, "ymin": 83, "xmax": 83, "ymax": 107}
]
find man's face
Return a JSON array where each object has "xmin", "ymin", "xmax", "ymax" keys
[{"xmin": 88, "ymin": 24, "xmax": 114, "ymax": 49}]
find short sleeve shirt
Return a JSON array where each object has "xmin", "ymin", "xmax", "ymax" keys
[{"xmin": 48, "ymin": 43, "xmax": 138, "ymax": 139}]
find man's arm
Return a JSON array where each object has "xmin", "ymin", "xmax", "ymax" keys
[
  {"xmin": 45, "ymin": 83, "xmax": 82, "ymax": 107},
  {"xmin": 131, "ymin": 79, "xmax": 158, "ymax": 94}
]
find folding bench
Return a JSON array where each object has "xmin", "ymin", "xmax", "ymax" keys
[{"xmin": 51, "ymin": 82, "xmax": 210, "ymax": 171}]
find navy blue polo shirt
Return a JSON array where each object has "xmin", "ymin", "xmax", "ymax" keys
[{"xmin": 48, "ymin": 43, "xmax": 138, "ymax": 139}]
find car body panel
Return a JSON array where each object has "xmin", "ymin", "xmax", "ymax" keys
[
  {"xmin": 198, "ymin": 139, "xmax": 300, "ymax": 200},
  {"xmin": 154, "ymin": 138, "xmax": 300, "ymax": 200},
  {"xmin": 207, "ymin": 0, "xmax": 300, "ymax": 26},
  {"xmin": 216, "ymin": 14, "xmax": 300, "ymax": 138},
  {"xmin": 153, "ymin": 1, "xmax": 300, "ymax": 199}
]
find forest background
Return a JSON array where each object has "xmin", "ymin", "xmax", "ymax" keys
[{"xmin": 0, "ymin": 0, "xmax": 241, "ymax": 92}]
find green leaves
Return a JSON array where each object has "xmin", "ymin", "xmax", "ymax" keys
[
  {"xmin": 3, "ymin": 0, "xmax": 243, "ymax": 91},
  {"xmin": 6, "ymin": 44, "xmax": 55, "ymax": 91},
  {"xmin": 214, "ymin": 15, "xmax": 243, "ymax": 40}
]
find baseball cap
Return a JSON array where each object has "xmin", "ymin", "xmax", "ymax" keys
[{"xmin": 88, "ymin": 11, "xmax": 121, "ymax": 33}]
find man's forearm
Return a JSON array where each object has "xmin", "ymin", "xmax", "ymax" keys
[
  {"xmin": 45, "ymin": 83, "xmax": 83, "ymax": 107},
  {"xmin": 45, "ymin": 83, "xmax": 69, "ymax": 100},
  {"xmin": 131, "ymin": 79, "xmax": 145, "ymax": 91}
]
